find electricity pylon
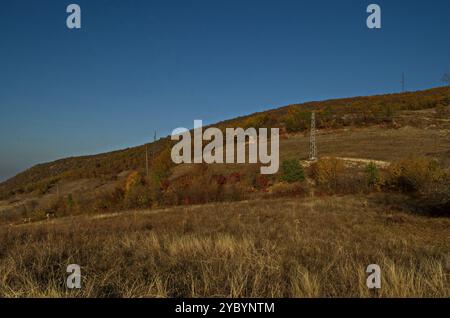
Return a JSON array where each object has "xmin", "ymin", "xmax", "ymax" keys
[
  {"xmin": 309, "ymin": 112, "xmax": 317, "ymax": 161},
  {"xmin": 442, "ymin": 73, "xmax": 450, "ymax": 86}
]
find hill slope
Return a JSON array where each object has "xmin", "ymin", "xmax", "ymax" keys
[
  {"xmin": 2, "ymin": 86, "xmax": 450, "ymax": 198},
  {"xmin": 1, "ymin": 86, "xmax": 450, "ymax": 222}
]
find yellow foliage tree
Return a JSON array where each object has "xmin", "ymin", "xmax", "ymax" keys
[
  {"xmin": 311, "ymin": 157, "xmax": 345, "ymax": 191},
  {"xmin": 125, "ymin": 171, "xmax": 143, "ymax": 194}
]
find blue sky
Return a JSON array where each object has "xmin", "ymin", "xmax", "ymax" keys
[{"xmin": 0, "ymin": 0, "xmax": 449, "ymax": 181}]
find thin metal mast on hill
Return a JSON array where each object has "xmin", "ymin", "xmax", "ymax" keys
[
  {"xmin": 145, "ymin": 144, "xmax": 149, "ymax": 178},
  {"xmin": 402, "ymin": 72, "xmax": 406, "ymax": 92},
  {"xmin": 153, "ymin": 130, "xmax": 157, "ymax": 161},
  {"xmin": 309, "ymin": 112, "xmax": 317, "ymax": 161},
  {"xmin": 146, "ymin": 130, "xmax": 157, "ymax": 178}
]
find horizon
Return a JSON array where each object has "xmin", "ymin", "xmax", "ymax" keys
[{"xmin": 1, "ymin": 0, "xmax": 450, "ymax": 182}]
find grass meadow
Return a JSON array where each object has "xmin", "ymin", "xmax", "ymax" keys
[{"xmin": 0, "ymin": 195, "xmax": 448, "ymax": 298}]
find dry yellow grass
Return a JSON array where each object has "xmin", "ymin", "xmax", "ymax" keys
[{"xmin": 0, "ymin": 195, "xmax": 448, "ymax": 298}]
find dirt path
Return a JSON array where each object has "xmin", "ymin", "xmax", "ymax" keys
[
  {"xmin": 334, "ymin": 157, "xmax": 390, "ymax": 168},
  {"xmin": 301, "ymin": 157, "xmax": 390, "ymax": 168}
]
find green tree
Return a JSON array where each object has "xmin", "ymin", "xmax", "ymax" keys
[
  {"xmin": 282, "ymin": 109, "xmax": 310, "ymax": 132},
  {"xmin": 281, "ymin": 159, "xmax": 305, "ymax": 183},
  {"xmin": 124, "ymin": 171, "xmax": 151, "ymax": 209},
  {"xmin": 365, "ymin": 162, "xmax": 380, "ymax": 188}
]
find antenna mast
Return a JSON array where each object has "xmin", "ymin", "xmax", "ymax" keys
[
  {"xmin": 401, "ymin": 72, "xmax": 405, "ymax": 92},
  {"xmin": 145, "ymin": 144, "xmax": 149, "ymax": 178},
  {"xmin": 153, "ymin": 130, "xmax": 157, "ymax": 161},
  {"xmin": 145, "ymin": 130, "xmax": 157, "ymax": 178},
  {"xmin": 309, "ymin": 112, "xmax": 317, "ymax": 161}
]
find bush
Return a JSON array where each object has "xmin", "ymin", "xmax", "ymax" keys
[
  {"xmin": 384, "ymin": 158, "xmax": 450, "ymax": 216},
  {"xmin": 244, "ymin": 113, "xmax": 276, "ymax": 130},
  {"xmin": 282, "ymin": 109, "xmax": 310, "ymax": 133},
  {"xmin": 162, "ymin": 170, "xmax": 249, "ymax": 206},
  {"xmin": 150, "ymin": 147, "xmax": 175, "ymax": 185},
  {"xmin": 384, "ymin": 158, "xmax": 441, "ymax": 193},
  {"xmin": 416, "ymin": 173, "xmax": 450, "ymax": 216},
  {"xmin": 253, "ymin": 174, "xmax": 271, "ymax": 190},
  {"xmin": 334, "ymin": 171, "xmax": 369, "ymax": 195},
  {"xmin": 185, "ymin": 175, "xmax": 220, "ymax": 204},
  {"xmin": 310, "ymin": 157, "xmax": 344, "ymax": 192},
  {"xmin": 365, "ymin": 162, "xmax": 381, "ymax": 189},
  {"xmin": 124, "ymin": 183, "xmax": 151, "ymax": 209},
  {"xmin": 281, "ymin": 159, "xmax": 305, "ymax": 183},
  {"xmin": 145, "ymin": 147, "xmax": 176, "ymax": 206},
  {"xmin": 221, "ymin": 183, "xmax": 247, "ymax": 202},
  {"xmin": 268, "ymin": 182, "xmax": 306, "ymax": 197},
  {"xmin": 124, "ymin": 171, "xmax": 151, "ymax": 209},
  {"xmin": 125, "ymin": 171, "xmax": 143, "ymax": 194}
]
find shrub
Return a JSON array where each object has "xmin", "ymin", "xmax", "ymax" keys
[
  {"xmin": 150, "ymin": 147, "xmax": 175, "ymax": 185},
  {"xmin": 144, "ymin": 147, "xmax": 176, "ymax": 206},
  {"xmin": 38, "ymin": 198, "xmax": 63, "ymax": 218},
  {"xmin": 244, "ymin": 113, "xmax": 276, "ymax": 130},
  {"xmin": 384, "ymin": 158, "xmax": 441, "ymax": 193},
  {"xmin": 384, "ymin": 158, "xmax": 450, "ymax": 216},
  {"xmin": 161, "ymin": 184, "xmax": 181, "ymax": 206},
  {"xmin": 31, "ymin": 209, "xmax": 48, "ymax": 221},
  {"xmin": 282, "ymin": 109, "xmax": 310, "ymax": 133},
  {"xmin": 124, "ymin": 183, "xmax": 151, "ymax": 209},
  {"xmin": 89, "ymin": 188, "xmax": 125, "ymax": 213},
  {"xmin": 125, "ymin": 171, "xmax": 143, "ymax": 194},
  {"xmin": 416, "ymin": 173, "xmax": 450, "ymax": 216},
  {"xmin": 221, "ymin": 183, "xmax": 247, "ymax": 202},
  {"xmin": 310, "ymin": 157, "xmax": 344, "ymax": 192},
  {"xmin": 184, "ymin": 175, "xmax": 220, "ymax": 204},
  {"xmin": 253, "ymin": 174, "xmax": 271, "ymax": 190},
  {"xmin": 281, "ymin": 159, "xmax": 305, "ymax": 183},
  {"xmin": 124, "ymin": 171, "xmax": 151, "ymax": 209},
  {"xmin": 365, "ymin": 162, "xmax": 381, "ymax": 189},
  {"xmin": 66, "ymin": 194, "xmax": 75, "ymax": 209},
  {"xmin": 335, "ymin": 171, "xmax": 369, "ymax": 195},
  {"xmin": 162, "ymin": 171, "xmax": 249, "ymax": 206},
  {"xmin": 436, "ymin": 104, "xmax": 450, "ymax": 116},
  {"xmin": 268, "ymin": 182, "xmax": 306, "ymax": 197},
  {"xmin": 380, "ymin": 105, "xmax": 394, "ymax": 123}
]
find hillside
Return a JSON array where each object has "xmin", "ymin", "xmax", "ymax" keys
[
  {"xmin": 1, "ymin": 86, "xmax": 449, "ymax": 298},
  {"xmin": 2, "ymin": 86, "xmax": 450, "ymax": 196},
  {"xmin": 1, "ymin": 86, "xmax": 450, "ymax": 222}
]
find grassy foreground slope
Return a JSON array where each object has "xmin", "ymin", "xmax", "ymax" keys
[{"xmin": 0, "ymin": 195, "xmax": 448, "ymax": 297}]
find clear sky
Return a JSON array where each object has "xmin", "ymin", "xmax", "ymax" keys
[{"xmin": 0, "ymin": 0, "xmax": 449, "ymax": 182}]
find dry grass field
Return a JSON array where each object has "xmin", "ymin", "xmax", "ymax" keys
[
  {"xmin": 281, "ymin": 125, "xmax": 450, "ymax": 165},
  {"xmin": 1, "ymin": 195, "xmax": 448, "ymax": 298}
]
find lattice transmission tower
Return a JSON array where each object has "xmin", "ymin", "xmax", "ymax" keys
[{"xmin": 309, "ymin": 112, "xmax": 317, "ymax": 161}]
